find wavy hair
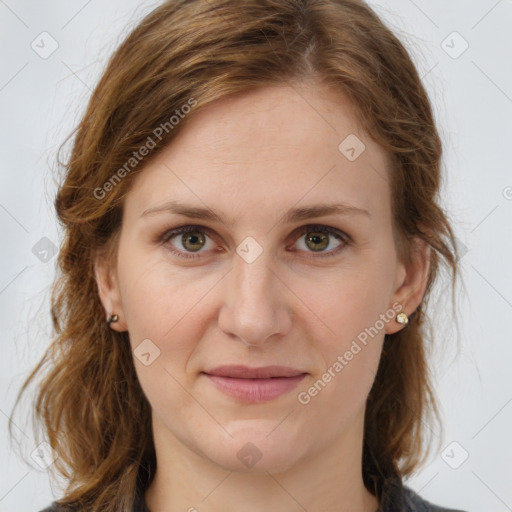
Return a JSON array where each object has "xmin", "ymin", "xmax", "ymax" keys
[{"xmin": 10, "ymin": 0, "xmax": 461, "ymax": 510}]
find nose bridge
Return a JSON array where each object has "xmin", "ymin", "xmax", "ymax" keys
[
  {"xmin": 233, "ymin": 246, "xmax": 275, "ymax": 304},
  {"xmin": 218, "ymin": 242, "xmax": 291, "ymax": 345}
]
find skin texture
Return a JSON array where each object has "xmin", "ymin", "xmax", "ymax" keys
[{"xmin": 95, "ymin": 80, "xmax": 430, "ymax": 512}]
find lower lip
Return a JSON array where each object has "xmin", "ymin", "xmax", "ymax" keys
[{"xmin": 203, "ymin": 373, "xmax": 307, "ymax": 402}]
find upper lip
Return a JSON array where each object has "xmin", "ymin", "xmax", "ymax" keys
[{"xmin": 203, "ymin": 365, "xmax": 306, "ymax": 379}]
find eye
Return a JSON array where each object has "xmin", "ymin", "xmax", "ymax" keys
[
  {"xmin": 159, "ymin": 224, "xmax": 350, "ymax": 260},
  {"xmin": 161, "ymin": 225, "xmax": 217, "ymax": 259},
  {"xmin": 289, "ymin": 224, "xmax": 350, "ymax": 259}
]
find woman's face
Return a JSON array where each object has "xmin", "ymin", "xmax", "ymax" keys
[{"xmin": 96, "ymin": 80, "xmax": 429, "ymax": 473}]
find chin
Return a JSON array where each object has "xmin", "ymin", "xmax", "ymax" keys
[{"xmin": 202, "ymin": 424, "xmax": 306, "ymax": 474}]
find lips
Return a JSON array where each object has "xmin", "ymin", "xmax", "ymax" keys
[
  {"xmin": 204, "ymin": 365, "xmax": 305, "ymax": 379},
  {"xmin": 202, "ymin": 365, "xmax": 308, "ymax": 402}
]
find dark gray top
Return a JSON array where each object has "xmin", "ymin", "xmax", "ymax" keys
[{"xmin": 39, "ymin": 474, "xmax": 468, "ymax": 511}]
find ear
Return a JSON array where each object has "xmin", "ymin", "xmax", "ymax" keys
[
  {"xmin": 94, "ymin": 252, "xmax": 128, "ymax": 332},
  {"xmin": 385, "ymin": 236, "xmax": 431, "ymax": 335}
]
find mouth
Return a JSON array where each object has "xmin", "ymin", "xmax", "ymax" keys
[{"xmin": 201, "ymin": 365, "xmax": 308, "ymax": 402}]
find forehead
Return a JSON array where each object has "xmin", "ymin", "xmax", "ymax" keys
[{"xmin": 124, "ymin": 82, "xmax": 391, "ymax": 225}]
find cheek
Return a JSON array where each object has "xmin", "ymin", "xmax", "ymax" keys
[
  {"xmin": 118, "ymin": 246, "xmax": 191, "ymax": 330},
  {"xmin": 295, "ymin": 254, "xmax": 394, "ymax": 348},
  {"xmin": 117, "ymin": 256, "xmax": 216, "ymax": 418},
  {"xmin": 117, "ymin": 251, "xmax": 220, "ymax": 365},
  {"xmin": 291, "ymin": 251, "xmax": 394, "ymax": 406},
  {"xmin": 294, "ymin": 270, "xmax": 387, "ymax": 426}
]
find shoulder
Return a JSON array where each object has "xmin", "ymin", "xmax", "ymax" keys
[{"xmin": 403, "ymin": 485, "xmax": 469, "ymax": 512}]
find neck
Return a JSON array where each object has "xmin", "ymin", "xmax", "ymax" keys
[{"xmin": 145, "ymin": 412, "xmax": 380, "ymax": 512}]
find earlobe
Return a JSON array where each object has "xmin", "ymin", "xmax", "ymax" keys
[
  {"xmin": 385, "ymin": 237, "xmax": 431, "ymax": 335},
  {"xmin": 93, "ymin": 254, "xmax": 128, "ymax": 332}
]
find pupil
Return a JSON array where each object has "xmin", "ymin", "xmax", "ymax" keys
[
  {"xmin": 307, "ymin": 232, "xmax": 328, "ymax": 251},
  {"xmin": 183, "ymin": 232, "xmax": 204, "ymax": 252}
]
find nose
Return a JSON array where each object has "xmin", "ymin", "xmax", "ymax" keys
[{"xmin": 217, "ymin": 246, "xmax": 293, "ymax": 347}]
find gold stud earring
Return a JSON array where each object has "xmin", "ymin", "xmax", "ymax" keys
[
  {"xmin": 107, "ymin": 314, "xmax": 119, "ymax": 326},
  {"xmin": 396, "ymin": 312, "xmax": 408, "ymax": 325}
]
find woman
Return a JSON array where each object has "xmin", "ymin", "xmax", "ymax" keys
[{"xmin": 9, "ymin": 0, "xmax": 467, "ymax": 511}]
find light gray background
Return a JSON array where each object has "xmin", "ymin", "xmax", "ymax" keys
[{"xmin": 1, "ymin": 1, "xmax": 511, "ymax": 511}]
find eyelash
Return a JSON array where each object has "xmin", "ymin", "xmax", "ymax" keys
[{"xmin": 158, "ymin": 224, "xmax": 352, "ymax": 261}]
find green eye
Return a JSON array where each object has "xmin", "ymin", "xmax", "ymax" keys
[{"xmin": 292, "ymin": 225, "xmax": 349, "ymax": 258}]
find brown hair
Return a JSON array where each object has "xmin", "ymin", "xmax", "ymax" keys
[{"xmin": 9, "ymin": 0, "xmax": 461, "ymax": 510}]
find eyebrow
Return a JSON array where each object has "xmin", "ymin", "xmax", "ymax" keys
[{"xmin": 140, "ymin": 200, "xmax": 371, "ymax": 225}]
